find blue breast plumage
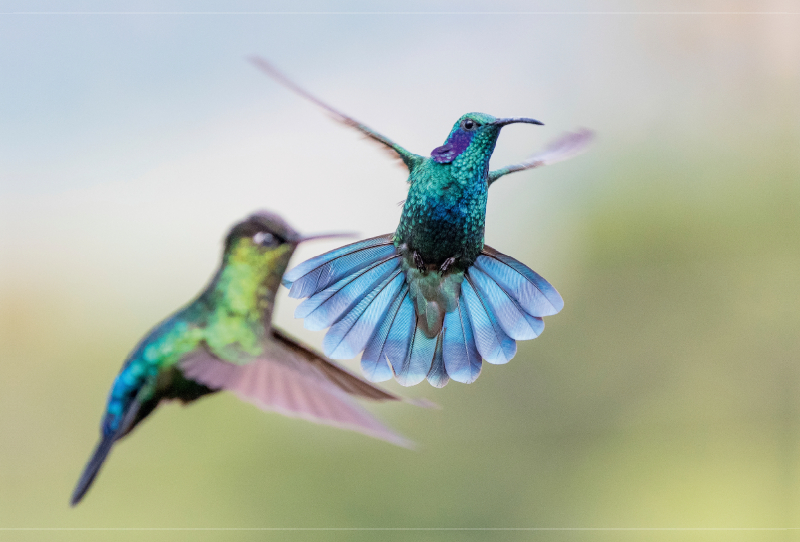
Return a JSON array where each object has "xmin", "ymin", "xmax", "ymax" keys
[{"xmin": 395, "ymin": 159, "xmax": 489, "ymax": 266}]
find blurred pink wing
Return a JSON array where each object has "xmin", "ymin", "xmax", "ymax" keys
[
  {"xmin": 488, "ymin": 128, "xmax": 595, "ymax": 185},
  {"xmin": 179, "ymin": 329, "xmax": 412, "ymax": 448}
]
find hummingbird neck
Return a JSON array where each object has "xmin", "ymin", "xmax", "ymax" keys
[
  {"xmin": 210, "ymin": 240, "xmax": 293, "ymax": 330},
  {"xmin": 451, "ymin": 145, "xmax": 494, "ymax": 181}
]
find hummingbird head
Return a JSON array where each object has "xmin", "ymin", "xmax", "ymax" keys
[
  {"xmin": 430, "ymin": 113, "xmax": 543, "ymax": 164},
  {"xmin": 225, "ymin": 211, "xmax": 302, "ymax": 251},
  {"xmin": 216, "ymin": 211, "xmax": 353, "ymax": 326},
  {"xmin": 224, "ymin": 211, "xmax": 353, "ymax": 276},
  {"xmin": 221, "ymin": 212, "xmax": 302, "ymax": 289}
]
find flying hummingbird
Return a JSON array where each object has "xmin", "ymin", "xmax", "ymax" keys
[
  {"xmin": 71, "ymin": 211, "xmax": 411, "ymax": 506},
  {"xmin": 250, "ymin": 58, "xmax": 594, "ymax": 388}
]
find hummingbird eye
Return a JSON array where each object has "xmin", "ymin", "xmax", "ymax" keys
[
  {"xmin": 461, "ymin": 119, "xmax": 478, "ymax": 131},
  {"xmin": 253, "ymin": 231, "xmax": 276, "ymax": 247}
]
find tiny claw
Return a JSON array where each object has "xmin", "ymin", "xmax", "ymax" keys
[
  {"xmin": 413, "ymin": 251, "xmax": 425, "ymax": 272},
  {"xmin": 439, "ymin": 256, "xmax": 457, "ymax": 273}
]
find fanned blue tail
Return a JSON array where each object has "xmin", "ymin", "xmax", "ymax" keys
[
  {"xmin": 283, "ymin": 234, "xmax": 396, "ymax": 296},
  {"xmin": 425, "ymin": 334, "xmax": 449, "ymax": 388},
  {"xmin": 284, "ymin": 237, "xmax": 563, "ymax": 386}
]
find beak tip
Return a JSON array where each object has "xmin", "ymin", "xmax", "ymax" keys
[{"xmin": 495, "ymin": 118, "xmax": 544, "ymax": 127}]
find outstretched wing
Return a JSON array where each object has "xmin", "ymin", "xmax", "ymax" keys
[
  {"xmin": 488, "ymin": 129, "xmax": 595, "ymax": 185},
  {"xmin": 179, "ymin": 330, "xmax": 412, "ymax": 447},
  {"xmin": 249, "ymin": 56, "xmax": 422, "ymax": 171}
]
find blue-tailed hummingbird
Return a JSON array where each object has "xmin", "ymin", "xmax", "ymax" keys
[{"xmin": 251, "ymin": 58, "xmax": 593, "ymax": 388}]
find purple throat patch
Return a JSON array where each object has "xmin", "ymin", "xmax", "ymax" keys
[{"xmin": 430, "ymin": 130, "xmax": 474, "ymax": 164}]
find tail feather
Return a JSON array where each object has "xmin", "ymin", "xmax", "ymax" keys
[
  {"xmin": 524, "ymin": 313, "xmax": 545, "ymax": 337},
  {"xmin": 284, "ymin": 235, "xmax": 395, "ymax": 298},
  {"xmin": 426, "ymin": 333, "xmax": 449, "ymax": 388},
  {"xmin": 392, "ymin": 325, "xmax": 437, "ymax": 387},
  {"xmin": 468, "ymin": 265, "xmax": 543, "ymax": 340},
  {"xmin": 296, "ymin": 255, "xmax": 400, "ymax": 331},
  {"xmin": 381, "ymin": 292, "xmax": 417, "ymax": 377},
  {"xmin": 442, "ymin": 302, "xmax": 482, "ymax": 384},
  {"xmin": 462, "ymin": 275, "xmax": 517, "ymax": 364},
  {"xmin": 324, "ymin": 269, "xmax": 405, "ymax": 359},
  {"xmin": 361, "ymin": 284, "xmax": 410, "ymax": 381},
  {"xmin": 70, "ymin": 434, "xmax": 116, "ymax": 506},
  {"xmin": 476, "ymin": 248, "xmax": 563, "ymax": 316}
]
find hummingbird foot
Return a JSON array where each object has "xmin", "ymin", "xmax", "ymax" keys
[
  {"xmin": 413, "ymin": 250, "xmax": 426, "ymax": 272},
  {"xmin": 439, "ymin": 257, "xmax": 457, "ymax": 273}
]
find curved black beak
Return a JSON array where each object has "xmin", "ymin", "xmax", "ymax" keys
[
  {"xmin": 295, "ymin": 232, "xmax": 357, "ymax": 244},
  {"xmin": 492, "ymin": 117, "xmax": 544, "ymax": 127}
]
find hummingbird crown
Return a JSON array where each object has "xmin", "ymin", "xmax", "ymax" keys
[{"xmin": 225, "ymin": 210, "xmax": 301, "ymax": 251}]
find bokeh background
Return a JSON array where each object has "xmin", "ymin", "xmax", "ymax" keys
[{"xmin": 1, "ymin": 1, "xmax": 799, "ymax": 540}]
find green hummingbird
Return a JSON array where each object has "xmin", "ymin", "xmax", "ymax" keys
[
  {"xmin": 71, "ymin": 211, "xmax": 410, "ymax": 506},
  {"xmin": 251, "ymin": 58, "xmax": 593, "ymax": 388}
]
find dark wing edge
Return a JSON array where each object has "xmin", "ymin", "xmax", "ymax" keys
[
  {"xmin": 271, "ymin": 328, "xmax": 401, "ymax": 402},
  {"xmin": 249, "ymin": 56, "xmax": 423, "ymax": 171}
]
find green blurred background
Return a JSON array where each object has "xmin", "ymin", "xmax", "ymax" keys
[{"xmin": 1, "ymin": 1, "xmax": 799, "ymax": 540}]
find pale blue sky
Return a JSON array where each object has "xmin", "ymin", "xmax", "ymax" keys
[{"xmin": 1, "ymin": 1, "xmax": 797, "ymax": 324}]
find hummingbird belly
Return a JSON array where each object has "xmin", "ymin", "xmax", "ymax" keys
[{"xmin": 399, "ymin": 182, "xmax": 487, "ymax": 266}]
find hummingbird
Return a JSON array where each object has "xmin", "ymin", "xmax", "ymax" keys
[
  {"xmin": 71, "ymin": 211, "xmax": 411, "ymax": 506},
  {"xmin": 250, "ymin": 58, "xmax": 594, "ymax": 388}
]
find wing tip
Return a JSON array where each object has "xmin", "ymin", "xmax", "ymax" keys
[
  {"xmin": 235, "ymin": 390, "xmax": 415, "ymax": 449},
  {"xmin": 406, "ymin": 396, "xmax": 440, "ymax": 409}
]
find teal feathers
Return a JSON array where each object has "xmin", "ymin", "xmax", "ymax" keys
[
  {"xmin": 71, "ymin": 212, "xmax": 409, "ymax": 506},
  {"xmin": 254, "ymin": 59, "xmax": 592, "ymax": 387}
]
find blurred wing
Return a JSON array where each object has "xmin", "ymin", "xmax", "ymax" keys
[
  {"xmin": 270, "ymin": 328, "xmax": 401, "ymax": 402},
  {"xmin": 179, "ymin": 331, "xmax": 411, "ymax": 447},
  {"xmin": 249, "ymin": 57, "xmax": 422, "ymax": 170},
  {"xmin": 488, "ymin": 129, "xmax": 595, "ymax": 185}
]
